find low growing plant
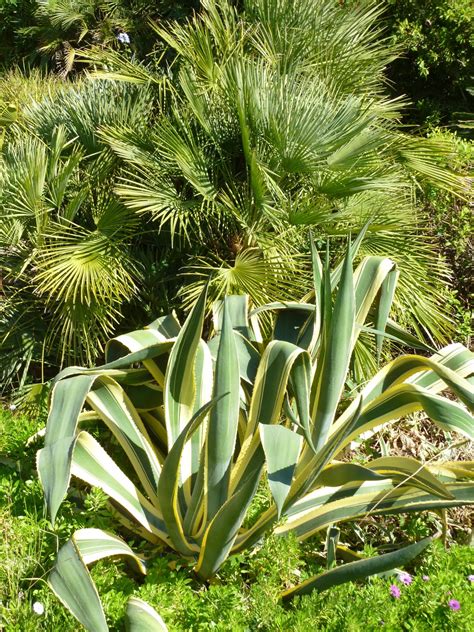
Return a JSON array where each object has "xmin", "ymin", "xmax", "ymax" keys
[{"xmin": 37, "ymin": 238, "xmax": 474, "ymax": 630}]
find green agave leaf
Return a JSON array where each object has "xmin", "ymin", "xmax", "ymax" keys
[
  {"xmin": 86, "ymin": 377, "xmax": 162, "ymax": 506},
  {"xmin": 126, "ymin": 598, "xmax": 168, "ymax": 632},
  {"xmin": 274, "ymin": 307, "xmax": 312, "ymax": 345},
  {"xmin": 278, "ymin": 481, "xmax": 474, "ymax": 541},
  {"xmin": 146, "ymin": 313, "xmax": 181, "ymax": 337},
  {"xmin": 368, "ymin": 456, "xmax": 454, "ymax": 500},
  {"xmin": 37, "ymin": 374, "xmax": 98, "ymax": 524},
  {"xmin": 195, "ymin": 469, "xmax": 261, "ymax": 580},
  {"xmin": 208, "ymin": 330, "xmax": 260, "ymax": 384},
  {"xmin": 281, "ymin": 535, "xmax": 434, "ymax": 600},
  {"xmin": 48, "ymin": 535, "xmax": 108, "ymax": 632},
  {"xmin": 71, "ymin": 431, "xmax": 169, "ymax": 543},
  {"xmin": 164, "ymin": 284, "xmax": 207, "ymax": 451},
  {"xmin": 319, "ymin": 462, "xmax": 386, "ymax": 487},
  {"xmin": 212, "ymin": 295, "xmax": 253, "ymax": 338},
  {"xmin": 311, "ymin": 241, "xmax": 355, "ymax": 451},
  {"xmin": 73, "ymin": 528, "xmax": 147, "ymax": 574},
  {"xmin": 384, "ymin": 318, "xmax": 434, "ymax": 353},
  {"xmin": 206, "ymin": 298, "xmax": 241, "ymax": 520},
  {"xmin": 126, "ymin": 384, "xmax": 164, "ymax": 410},
  {"xmin": 326, "ymin": 525, "xmax": 340, "ymax": 569},
  {"xmin": 260, "ymin": 424, "xmax": 302, "ymax": 518},
  {"xmin": 158, "ymin": 400, "xmax": 217, "ymax": 556}
]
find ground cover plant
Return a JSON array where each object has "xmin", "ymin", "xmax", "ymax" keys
[
  {"xmin": 36, "ymin": 240, "xmax": 474, "ymax": 629},
  {"xmin": 383, "ymin": 0, "xmax": 474, "ymax": 128},
  {"xmin": 2, "ymin": 405, "xmax": 473, "ymax": 632}
]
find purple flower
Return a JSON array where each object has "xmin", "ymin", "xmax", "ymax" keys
[
  {"xmin": 398, "ymin": 572, "xmax": 412, "ymax": 585},
  {"xmin": 468, "ymin": 575, "xmax": 474, "ymax": 582},
  {"xmin": 422, "ymin": 575, "xmax": 430, "ymax": 581},
  {"xmin": 448, "ymin": 599, "xmax": 460, "ymax": 611},
  {"xmin": 390, "ymin": 584, "xmax": 401, "ymax": 598}
]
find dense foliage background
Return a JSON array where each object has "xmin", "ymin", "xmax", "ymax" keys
[{"xmin": 0, "ymin": 2, "xmax": 472, "ymax": 629}]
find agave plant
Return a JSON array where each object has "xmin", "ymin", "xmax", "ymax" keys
[{"xmin": 38, "ymin": 239, "xmax": 474, "ymax": 629}]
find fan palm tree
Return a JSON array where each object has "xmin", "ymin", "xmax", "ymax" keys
[
  {"xmin": 1, "ymin": 0, "xmax": 468, "ymax": 390},
  {"xmin": 22, "ymin": 0, "xmax": 132, "ymax": 74},
  {"xmin": 94, "ymin": 0, "xmax": 466, "ymax": 344},
  {"xmin": 0, "ymin": 81, "xmax": 155, "ymax": 390}
]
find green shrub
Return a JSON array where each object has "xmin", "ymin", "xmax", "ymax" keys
[{"xmin": 384, "ymin": 0, "xmax": 474, "ymax": 127}]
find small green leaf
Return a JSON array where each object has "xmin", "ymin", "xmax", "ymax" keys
[
  {"xmin": 126, "ymin": 598, "xmax": 168, "ymax": 631},
  {"xmin": 282, "ymin": 535, "xmax": 434, "ymax": 600},
  {"xmin": 260, "ymin": 424, "xmax": 302, "ymax": 517}
]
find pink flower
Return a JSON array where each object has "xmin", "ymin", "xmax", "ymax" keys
[
  {"xmin": 448, "ymin": 599, "xmax": 461, "ymax": 611},
  {"xmin": 468, "ymin": 575, "xmax": 474, "ymax": 582},
  {"xmin": 398, "ymin": 572, "xmax": 412, "ymax": 585},
  {"xmin": 390, "ymin": 584, "xmax": 401, "ymax": 598},
  {"xmin": 422, "ymin": 575, "xmax": 429, "ymax": 581}
]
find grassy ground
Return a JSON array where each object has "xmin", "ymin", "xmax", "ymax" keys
[{"xmin": 1, "ymin": 406, "xmax": 473, "ymax": 631}]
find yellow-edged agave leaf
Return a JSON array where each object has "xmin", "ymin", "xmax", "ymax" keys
[
  {"xmin": 189, "ymin": 340, "xmax": 214, "ymax": 489},
  {"xmin": 260, "ymin": 424, "xmax": 302, "ymax": 517},
  {"xmin": 74, "ymin": 528, "xmax": 147, "ymax": 574},
  {"xmin": 310, "ymin": 233, "xmax": 323, "ymax": 352},
  {"xmin": 311, "ymin": 242, "xmax": 355, "ymax": 451},
  {"xmin": 408, "ymin": 343, "xmax": 474, "ymax": 393},
  {"xmin": 347, "ymin": 383, "xmax": 474, "ymax": 446},
  {"xmin": 374, "ymin": 266, "xmax": 399, "ymax": 363},
  {"xmin": 158, "ymin": 400, "xmax": 217, "ymax": 556},
  {"xmin": 71, "ymin": 431, "xmax": 169, "ymax": 543},
  {"xmin": 319, "ymin": 462, "xmax": 386, "ymax": 487},
  {"xmin": 358, "ymin": 352, "xmax": 474, "ymax": 410},
  {"xmin": 102, "ymin": 339, "xmax": 174, "ymax": 371},
  {"xmin": 367, "ymin": 456, "xmax": 454, "ymax": 500},
  {"xmin": 49, "ymin": 529, "xmax": 150, "ymax": 632},
  {"xmin": 232, "ymin": 341, "xmax": 311, "ymax": 490},
  {"xmin": 195, "ymin": 471, "xmax": 261, "ymax": 580},
  {"xmin": 106, "ymin": 328, "xmax": 171, "ymax": 362},
  {"xmin": 277, "ymin": 480, "xmax": 474, "ymax": 541},
  {"xmin": 126, "ymin": 597, "xmax": 168, "ymax": 632},
  {"xmin": 244, "ymin": 341, "xmax": 310, "ymax": 439},
  {"xmin": 86, "ymin": 377, "xmax": 162, "ymax": 505},
  {"xmin": 48, "ymin": 535, "xmax": 108, "ymax": 632},
  {"xmin": 281, "ymin": 535, "xmax": 434, "ymax": 601},
  {"xmin": 38, "ymin": 373, "xmax": 99, "ymax": 523},
  {"xmin": 428, "ymin": 462, "xmax": 474, "ymax": 482},
  {"xmin": 353, "ymin": 256, "xmax": 396, "ymax": 327},
  {"xmin": 206, "ymin": 299, "xmax": 241, "ymax": 520},
  {"xmin": 164, "ymin": 284, "xmax": 207, "ymax": 451}
]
